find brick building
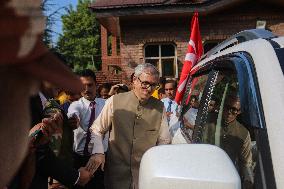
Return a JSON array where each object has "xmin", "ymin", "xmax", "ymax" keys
[{"xmin": 90, "ymin": 0, "xmax": 284, "ymax": 84}]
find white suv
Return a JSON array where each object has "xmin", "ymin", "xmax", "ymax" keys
[{"xmin": 139, "ymin": 29, "xmax": 284, "ymax": 189}]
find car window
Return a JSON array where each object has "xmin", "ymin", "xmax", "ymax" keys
[
  {"xmin": 201, "ymin": 71, "xmax": 239, "ymax": 146},
  {"xmin": 178, "ymin": 50, "xmax": 277, "ymax": 189},
  {"xmin": 179, "ymin": 74, "xmax": 209, "ymax": 142},
  {"xmin": 194, "ymin": 67, "xmax": 255, "ymax": 189},
  {"xmin": 189, "ymin": 53, "xmax": 277, "ymax": 189}
]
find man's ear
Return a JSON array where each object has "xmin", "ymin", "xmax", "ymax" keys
[
  {"xmin": 237, "ymin": 110, "xmax": 241, "ymax": 115},
  {"xmin": 133, "ymin": 76, "xmax": 137, "ymax": 81}
]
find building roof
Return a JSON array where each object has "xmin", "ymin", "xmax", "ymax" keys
[
  {"xmin": 90, "ymin": 0, "xmax": 239, "ymax": 36},
  {"xmin": 91, "ymin": 0, "xmax": 206, "ymax": 9},
  {"xmin": 90, "ymin": 0, "xmax": 284, "ymax": 36},
  {"xmin": 93, "ymin": 0, "xmax": 166, "ymax": 8}
]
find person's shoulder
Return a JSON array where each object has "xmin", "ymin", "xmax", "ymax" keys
[
  {"xmin": 149, "ymin": 96, "xmax": 164, "ymax": 108},
  {"xmin": 236, "ymin": 121, "xmax": 250, "ymax": 138},
  {"xmin": 95, "ymin": 97, "xmax": 106, "ymax": 105},
  {"xmin": 236, "ymin": 121, "xmax": 248, "ymax": 131},
  {"xmin": 172, "ymin": 100, "xmax": 179, "ymax": 106},
  {"xmin": 69, "ymin": 97, "xmax": 83, "ymax": 108},
  {"xmin": 117, "ymin": 91, "xmax": 131, "ymax": 97},
  {"xmin": 112, "ymin": 91, "xmax": 132, "ymax": 101},
  {"xmin": 72, "ymin": 97, "xmax": 84, "ymax": 104},
  {"xmin": 161, "ymin": 97, "xmax": 168, "ymax": 103}
]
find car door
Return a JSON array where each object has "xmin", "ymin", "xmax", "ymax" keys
[{"xmin": 180, "ymin": 52, "xmax": 276, "ymax": 189}]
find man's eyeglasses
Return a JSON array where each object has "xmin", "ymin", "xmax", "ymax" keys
[
  {"xmin": 225, "ymin": 105, "xmax": 240, "ymax": 114},
  {"xmin": 137, "ymin": 77, "xmax": 160, "ymax": 89}
]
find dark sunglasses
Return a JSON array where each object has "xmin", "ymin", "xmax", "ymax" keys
[{"xmin": 225, "ymin": 105, "xmax": 240, "ymax": 114}]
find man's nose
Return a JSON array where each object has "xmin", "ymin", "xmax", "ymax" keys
[
  {"xmin": 84, "ymin": 85, "xmax": 90, "ymax": 92},
  {"xmin": 146, "ymin": 87, "xmax": 153, "ymax": 92}
]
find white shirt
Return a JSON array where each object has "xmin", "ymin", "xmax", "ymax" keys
[
  {"xmin": 161, "ymin": 97, "xmax": 181, "ymax": 137},
  {"xmin": 68, "ymin": 97, "xmax": 108, "ymax": 155},
  {"xmin": 184, "ymin": 108, "xmax": 198, "ymax": 126}
]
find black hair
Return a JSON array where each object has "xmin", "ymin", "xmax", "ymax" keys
[
  {"xmin": 159, "ymin": 77, "xmax": 166, "ymax": 85},
  {"xmin": 190, "ymin": 95, "xmax": 198, "ymax": 101},
  {"xmin": 98, "ymin": 83, "xmax": 112, "ymax": 94},
  {"xmin": 165, "ymin": 79, "xmax": 177, "ymax": 88},
  {"xmin": 78, "ymin": 69, "xmax": 96, "ymax": 82},
  {"xmin": 211, "ymin": 95, "xmax": 218, "ymax": 103},
  {"xmin": 118, "ymin": 84, "xmax": 129, "ymax": 92},
  {"xmin": 158, "ymin": 87, "xmax": 165, "ymax": 94},
  {"xmin": 130, "ymin": 73, "xmax": 135, "ymax": 82}
]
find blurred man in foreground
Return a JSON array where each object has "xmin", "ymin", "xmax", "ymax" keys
[{"xmin": 0, "ymin": 0, "xmax": 83, "ymax": 188}]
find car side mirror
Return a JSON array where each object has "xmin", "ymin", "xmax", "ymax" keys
[{"xmin": 139, "ymin": 144, "xmax": 241, "ymax": 189}]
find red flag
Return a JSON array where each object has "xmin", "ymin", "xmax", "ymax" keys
[{"xmin": 175, "ymin": 12, "xmax": 203, "ymax": 105}]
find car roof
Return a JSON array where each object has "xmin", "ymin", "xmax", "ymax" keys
[{"xmin": 200, "ymin": 29, "xmax": 276, "ymax": 61}]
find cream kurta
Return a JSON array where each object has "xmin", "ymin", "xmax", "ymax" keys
[{"xmin": 90, "ymin": 91, "xmax": 171, "ymax": 189}]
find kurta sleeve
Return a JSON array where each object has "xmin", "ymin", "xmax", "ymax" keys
[
  {"xmin": 240, "ymin": 133, "xmax": 254, "ymax": 184},
  {"xmin": 157, "ymin": 108, "xmax": 172, "ymax": 145},
  {"xmin": 90, "ymin": 96, "xmax": 114, "ymax": 154},
  {"xmin": 240, "ymin": 133, "xmax": 253, "ymax": 167},
  {"xmin": 67, "ymin": 101, "xmax": 80, "ymax": 120}
]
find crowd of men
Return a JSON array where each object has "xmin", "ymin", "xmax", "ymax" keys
[
  {"xmin": 43, "ymin": 66, "xmax": 178, "ymax": 189},
  {"xmin": 1, "ymin": 1, "xmax": 255, "ymax": 189},
  {"xmin": 3, "ymin": 64, "xmax": 254, "ymax": 189},
  {"xmin": 12, "ymin": 65, "xmax": 176, "ymax": 189}
]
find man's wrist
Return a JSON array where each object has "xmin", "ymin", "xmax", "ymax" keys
[
  {"xmin": 95, "ymin": 153, "xmax": 104, "ymax": 155},
  {"xmin": 91, "ymin": 146, "xmax": 104, "ymax": 155},
  {"xmin": 74, "ymin": 171, "xmax": 80, "ymax": 185}
]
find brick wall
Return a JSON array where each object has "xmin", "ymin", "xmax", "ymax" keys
[
  {"xmin": 100, "ymin": 25, "xmax": 126, "ymax": 85},
  {"xmin": 120, "ymin": 19, "xmax": 189, "ymax": 78},
  {"xmin": 99, "ymin": 2, "xmax": 284, "ymax": 82}
]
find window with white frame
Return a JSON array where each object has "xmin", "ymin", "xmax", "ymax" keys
[{"xmin": 144, "ymin": 43, "xmax": 177, "ymax": 78}]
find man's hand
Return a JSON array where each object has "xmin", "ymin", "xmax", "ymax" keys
[
  {"xmin": 29, "ymin": 112, "xmax": 63, "ymax": 145},
  {"xmin": 77, "ymin": 167, "xmax": 92, "ymax": 186},
  {"xmin": 41, "ymin": 112, "xmax": 63, "ymax": 136},
  {"xmin": 183, "ymin": 117, "xmax": 194, "ymax": 129},
  {"xmin": 166, "ymin": 111, "xmax": 173, "ymax": 117},
  {"xmin": 86, "ymin": 154, "xmax": 105, "ymax": 174},
  {"xmin": 108, "ymin": 84, "xmax": 120, "ymax": 96}
]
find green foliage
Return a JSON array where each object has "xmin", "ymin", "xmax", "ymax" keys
[
  {"xmin": 42, "ymin": 0, "xmax": 65, "ymax": 48},
  {"xmin": 41, "ymin": 0, "xmax": 55, "ymax": 47},
  {"xmin": 57, "ymin": 0, "xmax": 101, "ymax": 72}
]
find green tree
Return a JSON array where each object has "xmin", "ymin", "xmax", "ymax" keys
[
  {"xmin": 41, "ymin": 0, "xmax": 63, "ymax": 48},
  {"xmin": 57, "ymin": 0, "xmax": 101, "ymax": 71}
]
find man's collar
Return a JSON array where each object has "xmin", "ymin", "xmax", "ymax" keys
[
  {"xmin": 82, "ymin": 97, "xmax": 97, "ymax": 106},
  {"xmin": 163, "ymin": 97, "xmax": 175, "ymax": 104},
  {"xmin": 165, "ymin": 97, "xmax": 172, "ymax": 101},
  {"xmin": 130, "ymin": 90, "xmax": 148, "ymax": 105},
  {"xmin": 224, "ymin": 119, "xmax": 237, "ymax": 128}
]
